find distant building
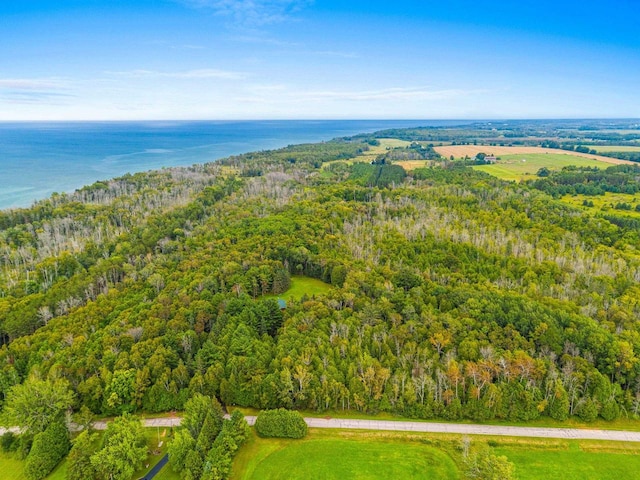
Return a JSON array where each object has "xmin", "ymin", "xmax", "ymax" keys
[{"xmin": 484, "ymin": 155, "xmax": 497, "ymax": 163}]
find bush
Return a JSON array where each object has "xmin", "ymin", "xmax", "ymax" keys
[
  {"xmin": 0, "ymin": 431, "xmax": 18, "ymax": 452},
  {"xmin": 254, "ymin": 409, "xmax": 307, "ymax": 439},
  {"xmin": 576, "ymin": 397, "xmax": 598, "ymax": 423},
  {"xmin": 24, "ymin": 421, "xmax": 70, "ymax": 480},
  {"xmin": 601, "ymin": 399, "xmax": 620, "ymax": 421}
]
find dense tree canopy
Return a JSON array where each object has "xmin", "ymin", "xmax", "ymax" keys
[{"xmin": 1, "ymin": 130, "xmax": 640, "ymax": 428}]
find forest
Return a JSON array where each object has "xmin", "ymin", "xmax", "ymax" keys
[{"xmin": 2, "ymin": 124, "xmax": 640, "ymax": 437}]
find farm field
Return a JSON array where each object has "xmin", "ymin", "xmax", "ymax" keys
[
  {"xmin": 473, "ymin": 153, "xmax": 607, "ymax": 181},
  {"xmin": 394, "ymin": 159, "xmax": 437, "ymax": 171},
  {"xmin": 560, "ymin": 192, "xmax": 640, "ymax": 219},
  {"xmin": 263, "ymin": 275, "xmax": 332, "ymax": 302},
  {"xmin": 434, "ymin": 145, "xmax": 632, "ymax": 165},
  {"xmin": 590, "ymin": 145, "xmax": 640, "ymax": 153}
]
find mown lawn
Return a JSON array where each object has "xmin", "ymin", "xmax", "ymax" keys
[
  {"xmin": 493, "ymin": 439, "xmax": 640, "ymax": 480},
  {"xmin": 263, "ymin": 275, "xmax": 332, "ymax": 302},
  {"xmin": 0, "ymin": 451, "xmax": 67, "ymax": 480},
  {"xmin": 473, "ymin": 153, "xmax": 607, "ymax": 181},
  {"xmin": 232, "ymin": 429, "xmax": 640, "ymax": 480},
  {"xmin": 231, "ymin": 430, "xmax": 459, "ymax": 480}
]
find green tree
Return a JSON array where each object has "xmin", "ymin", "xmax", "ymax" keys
[
  {"xmin": 90, "ymin": 414, "xmax": 146, "ymax": 480},
  {"xmin": 181, "ymin": 394, "xmax": 224, "ymax": 441},
  {"xmin": 67, "ymin": 430, "xmax": 98, "ymax": 480},
  {"xmin": 3, "ymin": 378, "xmax": 74, "ymax": 434},
  {"xmin": 24, "ymin": 421, "xmax": 70, "ymax": 480},
  {"xmin": 167, "ymin": 429, "xmax": 195, "ymax": 473},
  {"xmin": 549, "ymin": 381, "xmax": 570, "ymax": 421}
]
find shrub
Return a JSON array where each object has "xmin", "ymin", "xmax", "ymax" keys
[
  {"xmin": 24, "ymin": 421, "xmax": 70, "ymax": 480},
  {"xmin": 0, "ymin": 431, "xmax": 18, "ymax": 452},
  {"xmin": 254, "ymin": 409, "xmax": 307, "ymax": 439}
]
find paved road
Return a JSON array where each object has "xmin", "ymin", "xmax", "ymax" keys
[
  {"xmin": 90, "ymin": 415, "xmax": 640, "ymax": 443},
  {"xmin": 5, "ymin": 415, "xmax": 639, "ymax": 443}
]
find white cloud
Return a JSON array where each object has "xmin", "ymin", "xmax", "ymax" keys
[
  {"xmin": 105, "ymin": 68, "xmax": 246, "ymax": 80},
  {"xmin": 0, "ymin": 77, "xmax": 74, "ymax": 104},
  {"xmin": 181, "ymin": 0, "xmax": 313, "ymax": 26},
  {"xmin": 0, "ymin": 78, "xmax": 66, "ymax": 90}
]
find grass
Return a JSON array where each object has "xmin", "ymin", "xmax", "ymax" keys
[
  {"xmin": 322, "ymin": 138, "xmax": 411, "ymax": 168},
  {"xmin": 493, "ymin": 439, "xmax": 640, "ymax": 480},
  {"xmin": 231, "ymin": 429, "xmax": 459, "ymax": 480},
  {"xmin": 561, "ymin": 192, "xmax": 640, "ymax": 219},
  {"xmin": 263, "ymin": 275, "xmax": 332, "ymax": 302},
  {"xmin": 231, "ymin": 428, "xmax": 640, "ymax": 480},
  {"xmin": 0, "ymin": 451, "xmax": 67, "ymax": 480},
  {"xmin": 591, "ymin": 145, "xmax": 640, "ymax": 153},
  {"xmin": 473, "ymin": 153, "xmax": 609, "ymax": 181},
  {"xmin": 154, "ymin": 466, "xmax": 181, "ymax": 480}
]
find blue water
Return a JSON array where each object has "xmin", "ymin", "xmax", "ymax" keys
[{"xmin": 0, "ymin": 120, "xmax": 463, "ymax": 210}]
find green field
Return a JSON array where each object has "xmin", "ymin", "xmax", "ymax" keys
[
  {"xmin": 494, "ymin": 439, "xmax": 640, "ymax": 480},
  {"xmin": 561, "ymin": 192, "xmax": 640, "ymax": 219},
  {"xmin": 263, "ymin": 275, "xmax": 332, "ymax": 302},
  {"xmin": 473, "ymin": 153, "xmax": 608, "ymax": 181},
  {"xmin": 591, "ymin": 146, "xmax": 640, "ymax": 153},
  {"xmin": 232, "ymin": 430, "xmax": 458, "ymax": 480},
  {"xmin": 232, "ymin": 429, "xmax": 640, "ymax": 480}
]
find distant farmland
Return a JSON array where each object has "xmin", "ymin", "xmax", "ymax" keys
[
  {"xmin": 590, "ymin": 145, "xmax": 640, "ymax": 153},
  {"xmin": 473, "ymin": 153, "xmax": 607, "ymax": 181},
  {"xmin": 434, "ymin": 145, "xmax": 633, "ymax": 165}
]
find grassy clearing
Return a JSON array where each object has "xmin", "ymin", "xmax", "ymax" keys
[
  {"xmin": 231, "ymin": 429, "xmax": 458, "ymax": 480},
  {"xmin": 231, "ymin": 428, "xmax": 640, "ymax": 480},
  {"xmin": 494, "ymin": 439, "xmax": 640, "ymax": 480},
  {"xmin": 322, "ymin": 138, "xmax": 411, "ymax": 168},
  {"xmin": 263, "ymin": 275, "xmax": 332, "ymax": 302},
  {"xmin": 560, "ymin": 192, "xmax": 640, "ymax": 219},
  {"xmin": 473, "ymin": 153, "xmax": 608, "ymax": 181},
  {"xmin": 394, "ymin": 160, "xmax": 438, "ymax": 171}
]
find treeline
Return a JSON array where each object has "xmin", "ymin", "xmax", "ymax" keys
[{"xmin": 527, "ymin": 165, "xmax": 640, "ymax": 197}]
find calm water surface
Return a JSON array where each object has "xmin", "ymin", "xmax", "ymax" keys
[{"xmin": 0, "ymin": 120, "xmax": 465, "ymax": 210}]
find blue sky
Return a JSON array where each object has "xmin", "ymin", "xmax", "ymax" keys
[{"xmin": 1, "ymin": 0, "xmax": 639, "ymax": 120}]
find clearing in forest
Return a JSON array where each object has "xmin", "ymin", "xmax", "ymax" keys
[
  {"xmin": 560, "ymin": 192, "xmax": 640, "ymax": 219},
  {"xmin": 263, "ymin": 275, "xmax": 332, "ymax": 302}
]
